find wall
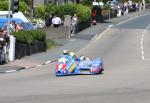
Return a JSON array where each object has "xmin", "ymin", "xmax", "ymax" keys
[{"xmin": 43, "ymin": 25, "xmax": 70, "ymax": 39}]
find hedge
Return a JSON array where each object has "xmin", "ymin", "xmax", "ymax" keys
[
  {"xmin": 12, "ymin": 29, "xmax": 57, "ymax": 59},
  {"xmin": 35, "ymin": 4, "xmax": 91, "ymax": 23},
  {"xmin": 12, "ymin": 29, "xmax": 46, "ymax": 44}
]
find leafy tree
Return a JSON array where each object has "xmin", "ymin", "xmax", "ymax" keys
[
  {"xmin": 20, "ymin": 1, "xmax": 28, "ymax": 14},
  {"xmin": 0, "ymin": 0, "xmax": 8, "ymax": 10},
  {"xmin": 0, "ymin": 0, "xmax": 28, "ymax": 14}
]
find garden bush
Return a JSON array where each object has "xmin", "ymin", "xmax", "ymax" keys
[
  {"xmin": 13, "ymin": 29, "xmax": 49, "ymax": 59},
  {"xmin": 12, "ymin": 29, "xmax": 46, "ymax": 44},
  {"xmin": 55, "ymin": 4, "xmax": 76, "ymax": 20},
  {"xmin": 12, "ymin": 29, "xmax": 56, "ymax": 49},
  {"xmin": 75, "ymin": 4, "xmax": 91, "ymax": 22}
]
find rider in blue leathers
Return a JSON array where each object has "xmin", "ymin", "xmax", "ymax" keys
[{"xmin": 62, "ymin": 48, "xmax": 78, "ymax": 60}]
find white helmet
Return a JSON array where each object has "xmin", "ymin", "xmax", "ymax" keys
[
  {"xmin": 80, "ymin": 55, "xmax": 85, "ymax": 61},
  {"xmin": 62, "ymin": 48, "xmax": 70, "ymax": 54}
]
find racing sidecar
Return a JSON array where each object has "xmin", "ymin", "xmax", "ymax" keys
[{"xmin": 55, "ymin": 55, "xmax": 104, "ymax": 76}]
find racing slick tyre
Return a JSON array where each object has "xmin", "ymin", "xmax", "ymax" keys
[{"xmin": 99, "ymin": 64, "xmax": 104, "ymax": 74}]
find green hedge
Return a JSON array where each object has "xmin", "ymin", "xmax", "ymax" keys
[
  {"xmin": 75, "ymin": 4, "xmax": 91, "ymax": 22},
  {"xmin": 12, "ymin": 29, "xmax": 46, "ymax": 45},
  {"xmin": 55, "ymin": 4, "xmax": 77, "ymax": 20},
  {"xmin": 35, "ymin": 4, "xmax": 91, "ymax": 22}
]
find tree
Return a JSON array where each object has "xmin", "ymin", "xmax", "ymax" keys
[
  {"xmin": 0, "ymin": 0, "xmax": 28, "ymax": 14},
  {"xmin": 0, "ymin": 0, "xmax": 8, "ymax": 10}
]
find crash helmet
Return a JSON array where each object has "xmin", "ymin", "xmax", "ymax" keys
[
  {"xmin": 62, "ymin": 48, "xmax": 70, "ymax": 55},
  {"xmin": 80, "ymin": 55, "xmax": 85, "ymax": 61}
]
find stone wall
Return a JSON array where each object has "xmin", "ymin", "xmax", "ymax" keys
[{"xmin": 43, "ymin": 26, "xmax": 70, "ymax": 40}]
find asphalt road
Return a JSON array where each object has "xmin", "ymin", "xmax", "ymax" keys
[{"xmin": 0, "ymin": 13, "xmax": 150, "ymax": 103}]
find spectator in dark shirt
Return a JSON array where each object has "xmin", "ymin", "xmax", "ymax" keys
[{"xmin": 45, "ymin": 15, "xmax": 53, "ymax": 27}]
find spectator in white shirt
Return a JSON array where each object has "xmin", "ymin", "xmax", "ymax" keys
[
  {"xmin": 71, "ymin": 14, "xmax": 78, "ymax": 34},
  {"xmin": 52, "ymin": 15, "xmax": 62, "ymax": 27}
]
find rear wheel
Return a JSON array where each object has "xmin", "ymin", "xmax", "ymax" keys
[{"xmin": 99, "ymin": 64, "xmax": 104, "ymax": 74}]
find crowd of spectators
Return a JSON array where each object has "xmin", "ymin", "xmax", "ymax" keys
[
  {"xmin": 45, "ymin": 15, "xmax": 62, "ymax": 28},
  {"xmin": 0, "ymin": 21, "xmax": 24, "ymax": 35},
  {"xmin": 45, "ymin": 14, "xmax": 78, "ymax": 34},
  {"xmin": 0, "ymin": 21, "xmax": 24, "ymax": 50},
  {"xmin": 9, "ymin": 21, "xmax": 23, "ymax": 33},
  {"xmin": 112, "ymin": 0, "xmax": 146, "ymax": 16}
]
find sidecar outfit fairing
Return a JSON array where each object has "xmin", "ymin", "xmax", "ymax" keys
[{"xmin": 55, "ymin": 55, "xmax": 104, "ymax": 76}]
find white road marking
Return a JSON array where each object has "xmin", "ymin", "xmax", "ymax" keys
[
  {"xmin": 44, "ymin": 60, "xmax": 52, "ymax": 64},
  {"xmin": 91, "ymin": 34, "xmax": 98, "ymax": 41},
  {"xmin": 36, "ymin": 65, "xmax": 42, "ymax": 67},
  {"xmin": 79, "ymin": 12, "xmax": 150, "ymax": 54},
  {"xmin": 140, "ymin": 25, "xmax": 150, "ymax": 61},
  {"xmin": 5, "ymin": 70, "xmax": 17, "ymax": 73},
  {"xmin": 78, "ymin": 27, "xmax": 110, "ymax": 53},
  {"xmin": 116, "ymin": 18, "xmax": 133, "ymax": 25},
  {"xmin": 108, "ymin": 25, "xmax": 114, "ymax": 27},
  {"xmin": 116, "ymin": 13, "xmax": 150, "ymax": 26}
]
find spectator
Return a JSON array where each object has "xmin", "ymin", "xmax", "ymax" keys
[
  {"xmin": 45, "ymin": 15, "xmax": 53, "ymax": 27},
  {"xmin": 0, "ymin": 28, "xmax": 5, "ymax": 38},
  {"xmin": 91, "ymin": 10, "xmax": 97, "ymax": 25},
  {"xmin": 92, "ymin": 10, "xmax": 96, "ymax": 20},
  {"xmin": 9, "ymin": 21, "xmax": 16, "ymax": 32},
  {"xmin": 71, "ymin": 14, "xmax": 78, "ymax": 34},
  {"xmin": 0, "ymin": 27, "xmax": 7, "ymax": 36},
  {"xmin": 0, "ymin": 28, "xmax": 8, "ymax": 64},
  {"xmin": 128, "ymin": 0, "xmax": 133, "ymax": 6},
  {"xmin": 52, "ymin": 15, "xmax": 62, "ymax": 28},
  {"xmin": 16, "ymin": 22, "xmax": 23, "ymax": 32},
  {"xmin": 0, "ymin": 27, "xmax": 8, "ymax": 43}
]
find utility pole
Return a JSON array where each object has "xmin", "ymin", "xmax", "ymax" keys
[
  {"xmin": 44, "ymin": 0, "xmax": 47, "ymax": 5},
  {"xmin": 31, "ymin": 0, "xmax": 34, "ymax": 22},
  {"xmin": 7, "ymin": 0, "xmax": 12, "ymax": 36}
]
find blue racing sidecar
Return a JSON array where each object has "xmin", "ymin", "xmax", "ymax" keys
[{"xmin": 55, "ymin": 55, "xmax": 104, "ymax": 76}]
